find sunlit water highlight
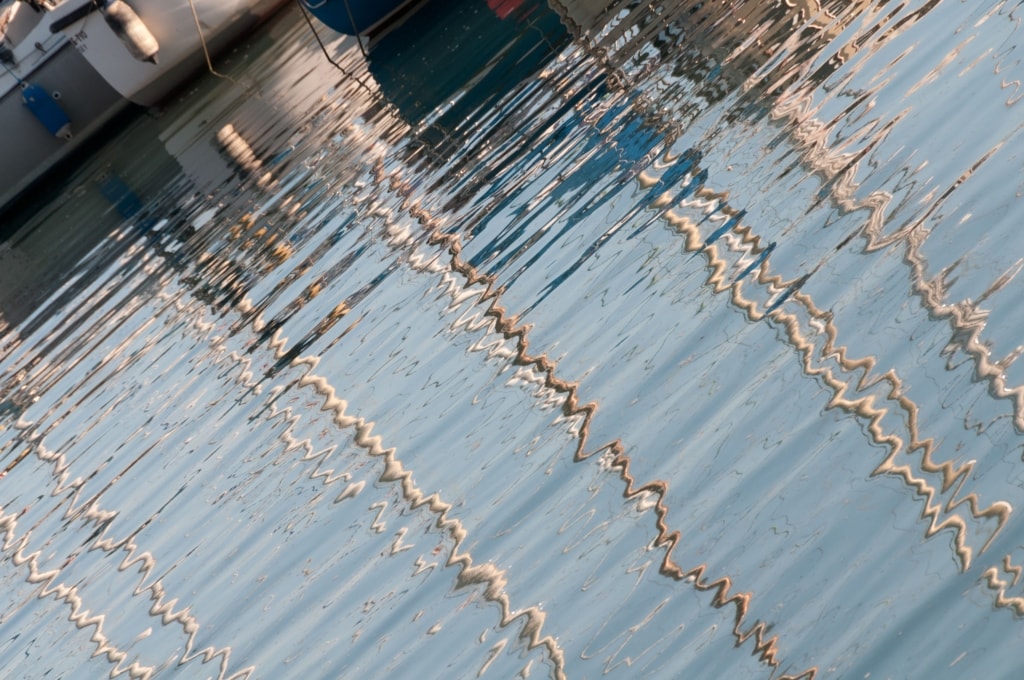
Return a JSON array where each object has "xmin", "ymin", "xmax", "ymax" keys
[{"xmin": 3, "ymin": 1, "xmax": 1024, "ymax": 678}]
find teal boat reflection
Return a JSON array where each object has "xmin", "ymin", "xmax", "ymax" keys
[{"xmin": 367, "ymin": 0, "xmax": 568, "ymax": 160}]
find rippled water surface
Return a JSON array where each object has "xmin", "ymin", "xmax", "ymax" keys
[{"xmin": 3, "ymin": 1, "xmax": 1024, "ymax": 678}]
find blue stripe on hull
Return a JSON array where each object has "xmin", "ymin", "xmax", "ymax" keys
[{"xmin": 301, "ymin": 0, "xmax": 412, "ymax": 35}]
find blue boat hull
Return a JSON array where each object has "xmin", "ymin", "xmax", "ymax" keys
[{"xmin": 301, "ymin": 0, "xmax": 413, "ymax": 35}]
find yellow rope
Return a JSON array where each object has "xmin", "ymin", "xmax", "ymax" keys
[{"xmin": 186, "ymin": 0, "xmax": 249, "ymax": 91}]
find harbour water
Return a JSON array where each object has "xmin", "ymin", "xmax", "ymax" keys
[{"xmin": 2, "ymin": 1, "xmax": 1024, "ymax": 678}]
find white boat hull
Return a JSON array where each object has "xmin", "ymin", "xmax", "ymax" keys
[
  {"xmin": 50, "ymin": 0, "xmax": 287, "ymax": 106},
  {"xmin": 0, "ymin": 2, "xmax": 128, "ymax": 214}
]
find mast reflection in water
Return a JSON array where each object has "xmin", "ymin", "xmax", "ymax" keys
[{"xmin": 3, "ymin": 1, "xmax": 1024, "ymax": 679}]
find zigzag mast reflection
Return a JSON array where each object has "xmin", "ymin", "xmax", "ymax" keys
[
  {"xmin": 370, "ymin": 161, "xmax": 815, "ymax": 679},
  {"xmin": 374, "ymin": 138, "xmax": 1011, "ymax": 675},
  {"xmin": 0, "ymin": 429, "xmax": 255, "ymax": 679},
  {"xmin": 563, "ymin": 0, "xmax": 1024, "ymax": 434},
  {"xmin": 280, "ymin": 361, "xmax": 569, "ymax": 678},
  {"xmin": 362, "ymin": 30, "xmax": 1022, "ymax": 669},
  {"xmin": 229, "ymin": 201, "xmax": 574, "ymax": 677},
  {"xmin": 179, "ymin": 276, "xmax": 574, "ymax": 678},
  {"xmin": 209, "ymin": 131, "xmax": 805, "ymax": 675},
  {"xmin": 551, "ymin": 0, "xmax": 1024, "ymax": 615},
  {"xmin": 0, "ymin": 43, "xmax": 573, "ymax": 680},
  {"xmin": 666, "ymin": 189, "xmax": 1013, "ymax": 572},
  {"xmin": 751, "ymin": 4, "xmax": 1024, "ymax": 434},
  {"xmin": 716, "ymin": 0, "xmax": 1024, "ymax": 612},
  {"xmin": 0, "ymin": 281, "xmax": 265, "ymax": 680}
]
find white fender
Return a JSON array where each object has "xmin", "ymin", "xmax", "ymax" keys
[{"xmin": 99, "ymin": 0, "xmax": 160, "ymax": 64}]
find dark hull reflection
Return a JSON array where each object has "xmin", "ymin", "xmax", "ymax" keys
[
  {"xmin": 0, "ymin": 116, "xmax": 176, "ymax": 336},
  {"xmin": 368, "ymin": 0, "xmax": 569, "ymax": 163}
]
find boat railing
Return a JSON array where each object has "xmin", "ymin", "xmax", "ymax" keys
[
  {"xmin": 0, "ymin": 0, "xmax": 67, "ymax": 92},
  {"xmin": 0, "ymin": 0, "xmax": 46, "ymax": 46}
]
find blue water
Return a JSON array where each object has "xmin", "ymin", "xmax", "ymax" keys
[{"xmin": 2, "ymin": 1, "xmax": 1024, "ymax": 678}]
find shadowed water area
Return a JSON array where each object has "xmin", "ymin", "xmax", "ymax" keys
[{"xmin": 2, "ymin": 1, "xmax": 1024, "ymax": 677}]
